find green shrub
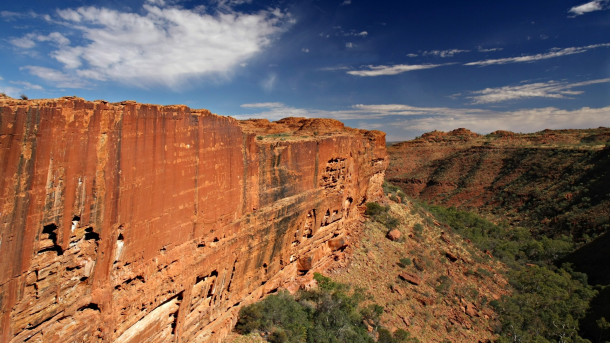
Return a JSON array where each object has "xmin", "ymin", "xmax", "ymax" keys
[
  {"xmin": 365, "ymin": 202, "xmax": 400, "ymax": 230},
  {"xmin": 399, "ymin": 258, "xmax": 412, "ymax": 266},
  {"xmin": 418, "ymin": 202, "xmax": 595, "ymax": 342},
  {"xmin": 236, "ymin": 273, "xmax": 399, "ymax": 343}
]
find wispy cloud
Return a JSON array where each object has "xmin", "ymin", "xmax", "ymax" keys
[
  {"xmin": 15, "ymin": 3, "xmax": 289, "ymax": 88},
  {"xmin": 0, "ymin": 86, "xmax": 22, "ymax": 98},
  {"xmin": 478, "ymin": 47, "xmax": 503, "ymax": 52},
  {"xmin": 302, "ymin": 48, "xmax": 309, "ymax": 52},
  {"xmin": 461, "ymin": 78, "xmax": 610, "ymax": 104},
  {"xmin": 9, "ymin": 32, "xmax": 70, "ymax": 49},
  {"xmin": 261, "ymin": 73, "xmax": 277, "ymax": 91},
  {"xmin": 568, "ymin": 0, "xmax": 609, "ymax": 16},
  {"xmin": 10, "ymin": 81, "xmax": 43, "ymax": 90},
  {"xmin": 465, "ymin": 43, "xmax": 610, "ymax": 66},
  {"xmin": 347, "ymin": 64, "xmax": 444, "ymax": 77},
  {"xmin": 341, "ymin": 0, "xmax": 352, "ymax": 5},
  {"xmin": 21, "ymin": 66, "xmax": 89, "ymax": 88},
  {"xmin": 318, "ymin": 66, "xmax": 352, "ymax": 71},
  {"xmin": 346, "ymin": 42, "xmax": 354, "ymax": 48},
  {"xmin": 423, "ymin": 49, "xmax": 469, "ymax": 57},
  {"xmin": 234, "ymin": 102, "xmax": 610, "ymax": 140},
  {"xmin": 406, "ymin": 53, "xmax": 418, "ymax": 57},
  {"xmin": 241, "ymin": 102, "xmax": 284, "ymax": 108}
]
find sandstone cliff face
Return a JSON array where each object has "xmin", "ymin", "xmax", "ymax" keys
[{"xmin": 0, "ymin": 97, "xmax": 387, "ymax": 342}]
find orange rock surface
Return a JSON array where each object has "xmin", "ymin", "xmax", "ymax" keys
[{"xmin": 0, "ymin": 97, "xmax": 388, "ymax": 342}]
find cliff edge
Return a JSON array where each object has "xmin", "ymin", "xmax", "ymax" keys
[{"xmin": 0, "ymin": 97, "xmax": 388, "ymax": 342}]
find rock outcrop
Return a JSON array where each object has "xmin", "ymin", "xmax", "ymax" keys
[
  {"xmin": 387, "ymin": 127, "xmax": 610, "ymax": 238},
  {"xmin": 0, "ymin": 97, "xmax": 388, "ymax": 342}
]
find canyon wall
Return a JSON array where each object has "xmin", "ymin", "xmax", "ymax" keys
[
  {"xmin": 0, "ymin": 96, "xmax": 387, "ymax": 342},
  {"xmin": 387, "ymin": 128, "xmax": 610, "ymax": 238}
]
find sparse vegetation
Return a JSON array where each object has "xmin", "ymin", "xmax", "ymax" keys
[
  {"xmin": 365, "ymin": 203, "xmax": 400, "ymax": 230},
  {"xmin": 420, "ymin": 202, "xmax": 596, "ymax": 342},
  {"xmin": 20, "ymin": 94, "xmax": 28, "ymax": 100},
  {"xmin": 235, "ymin": 273, "xmax": 413, "ymax": 343}
]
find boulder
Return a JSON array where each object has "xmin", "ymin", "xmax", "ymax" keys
[
  {"xmin": 387, "ymin": 229, "xmax": 402, "ymax": 241},
  {"xmin": 399, "ymin": 272, "xmax": 421, "ymax": 285}
]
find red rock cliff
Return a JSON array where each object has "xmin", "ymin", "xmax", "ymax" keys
[{"xmin": 0, "ymin": 97, "xmax": 388, "ymax": 342}]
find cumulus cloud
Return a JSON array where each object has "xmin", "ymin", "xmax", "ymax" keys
[
  {"xmin": 465, "ymin": 43, "xmax": 610, "ymax": 66},
  {"xmin": 462, "ymin": 78, "xmax": 610, "ymax": 104},
  {"xmin": 234, "ymin": 102, "xmax": 610, "ymax": 139},
  {"xmin": 10, "ymin": 81, "xmax": 43, "ymax": 90},
  {"xmin": 568, "ymin": 0, "xmax": 609, "ymax": 16},
  {"xmin": 423, "ymin": 49, "xmax": 469, "ymax": 57},
  {"xmin": 347, "ymin": 64, "xmax": 444, "ymax": 76},
  {"xmin": 20, "ymin": 3, "xmax": 288, "ymax": 88},
  {"xmin": 21, "ymin": 66, "xmax": 89, "ymax": 88}
]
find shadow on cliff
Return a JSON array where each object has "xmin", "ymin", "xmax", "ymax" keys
[{"xmin": 560, "ymin": 231, "xmax": 610, "ymax": 342}]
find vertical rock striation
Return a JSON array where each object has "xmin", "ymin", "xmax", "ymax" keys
[{"xmin": 0, "ymin": 97, "xmax": 387, "ymax": 342}]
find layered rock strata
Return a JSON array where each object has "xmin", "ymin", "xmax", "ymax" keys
[{"xmin": 0, "ymin": 97, "xmax": 387, "ymax": 342}]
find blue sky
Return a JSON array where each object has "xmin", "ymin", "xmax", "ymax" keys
[{"xmin": 1, "ymin": 0, "xmax": 609, "ymax": 140}]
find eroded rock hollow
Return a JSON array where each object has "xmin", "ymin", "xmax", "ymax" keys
[{"xmin": 0, "ymin": 97, "xmax": 388, "ymax": 342}]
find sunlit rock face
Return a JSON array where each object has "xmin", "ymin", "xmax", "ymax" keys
[{"xmin": 0, "ymin": 97, "xmax": 387, "ymax": 343}]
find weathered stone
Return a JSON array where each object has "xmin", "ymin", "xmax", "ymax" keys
[
  {"xmin": 445, "ymin": 251, "xmax": 458, "ymax": 262},
  {"xmin": 399, "ymin": 272, "xmax": 421, "ymax": 285},
  {"xmin": 387, "ymin": 229, "xmax": 401, "ymax": 241},
  {"xmin": 390, "ymin": 284, "xmax": 404, "ymax": 296},
  {"xmin": 0, "ymin": 97, "xmax": 388, "ymax": 343}
]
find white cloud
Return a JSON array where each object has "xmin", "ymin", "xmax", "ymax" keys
[
  {"xmin": 241, "ymin": 102, "xmax": 284, "ymax": 108},
  {"xmin": 347, "ymin": 64, "xmax": 444, "ymax": 77},
  {"xmin": 0, "ymin": 87, "xmax": 22, "ymax": 98},
  {"xmin": 261, "ymin": 73, "xmax": 277, "ymax": 91},
  {"xmin": 569, "ymin": 0, "xmax": 608, "ymax": 16},
  {"xmin": 37, "ymin": 32, "xmax": 70, "ymax": 46},
  {"xmin": 234, "ymin": 102, "xmax": 610, "ymax": 139},
  {"xmin": 8, "ymin": 32, "xmax": 73, "ymax": 49},
  {"xmin": 478, "ymin": 47, "xmax": 503, "ymax": 52},
  {"xmin": 302, "ymin": 48, "xmax": 309, "ymax": 52},
  {"xmin": 10, "ymin": 36, "xmax": 36, "ymax": 49},
  {"xmin": 387, "ymin": 107, "xmax": 610, "ymax": 136},
  {"xmin": 24, "ymin": 3, "xmax": 288, "ymax": 88},
  {"xmin": 466, "ymin": 43, "xmax": 610, "ymax": 66},
  {"xmin": 463, "ymin": 78, "xmax": 610, "ymax": 104},
  {"xmin": 0, "ymin": 76, "xmax": 3, "ymax": 80},
  {"xmin": 423, "ymin": 49, "xmax": 469, "ymax": 57},
  {"xmin": 356, "ymin": 31, "xmax": 367, "ymax": 36},
  {"xmin": 406, "ymin": 53, "xmax": 418, "ymax": 57},
  {"xmin": 319, "ymin": 66, "xmax": 351, "ymax": 71},
  {"xmin": 21, "ymin": 66, "xmax": 89, "ymax": 88},
  {"xmin": 10, "ymin": 81, "xmax": 43, "ymax": 90},
  {"xmin": 346, "ymin": 42, "xmax": 354, "ymax": 48},
  {"xmin": 341, "ymin": 0, "xmax": 352, "ymax": 5}
]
